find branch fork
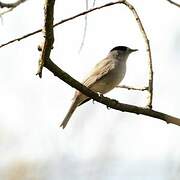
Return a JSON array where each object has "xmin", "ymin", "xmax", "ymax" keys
[
  {"xmin": 0, "ymin": 0, "xmax": 179, "ymax": 126},
  {"xmin": 36, "ymin": 0, "xmax": 180, "ymax": 126}
]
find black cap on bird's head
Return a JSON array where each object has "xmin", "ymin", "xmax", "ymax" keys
[{"xmin": 110, "ymin": 46, "xmax": 138, "ymax": 53}]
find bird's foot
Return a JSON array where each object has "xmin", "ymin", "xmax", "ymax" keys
[
  {"xmin": 97, "ymin": 92, "xmax": 104, "ymax": 98},
  {"xmin": 92, "ymin": 93, "xmax": 103, "ymax": 104},
  {"xmin": 97, "ymin": 92, "xmax": 110, "ymax": 109},
  {"xmin": 106, "ymin": 106, "xmax": 111, "ymax": 110}
]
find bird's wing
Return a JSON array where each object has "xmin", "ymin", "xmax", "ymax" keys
[
  {"xmin": 82, "ymin": 58, "xmax": 115, "ymax": 88},
  {"xmin": 72, "ymin": 58, "xmax": 115, "ymax": 104}
]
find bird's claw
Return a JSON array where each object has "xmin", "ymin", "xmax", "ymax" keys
[
  {"xmin": 97, "ymin": 92, "xmax": 103, "ymax": 97},
  {"xmin": 92, "ymin": 93, "xmax": 103, "ymax": 104},
  {"xmin": 106, "ymin": 106, "xmax": 111, "ymax": 110}
]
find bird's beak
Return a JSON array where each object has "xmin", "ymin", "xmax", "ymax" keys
[{"xmin": 130, "ymin": 48, "xmax": 138, "ymax": 53}]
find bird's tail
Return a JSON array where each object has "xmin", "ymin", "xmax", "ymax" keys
[{"xmin": 60, "ymin": 101, "xmax": 78, "ymax": 129}]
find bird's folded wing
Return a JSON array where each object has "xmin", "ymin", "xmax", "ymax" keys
[
  {"xmin": 83, "ymin": 58, "xmax": 115, "ymax": 88},
  {"xmin": 72, "ymin": 58, "xmax": 115, "ymax": 103}
]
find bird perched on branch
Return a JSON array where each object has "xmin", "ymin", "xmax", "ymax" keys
[{"xmin": 60, "ymin": 46, "xmax": 138, "ymax": 129}]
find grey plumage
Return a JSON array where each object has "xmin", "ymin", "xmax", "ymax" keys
[{"xmin": 60, "ymin": 46, "xmax": 137, "ymax": 129}]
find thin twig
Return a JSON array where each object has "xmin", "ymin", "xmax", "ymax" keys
[
  {"xmin": 116, "ymin": 85, "xmax": 148, "ymax": 91},
  {"xmin": 0, "ymin": 0, "xmax": 26, "ymax": 8},
  {"xmin": 44, "ymin": 59, "xmax": 180, "ymax": 126},
  {"xmin": 0, "ymin": 0, "xmax": 27, "ymax": 15},
  {"xmin": 0, "ymin": 7, "xmax": 15, "ymax": 16},
  {"xmin": 36, "ymin": 0, "xmax": 55, "ymax": 78},
  {"xmin": 78, "ymin": 0, "xmax": 88, "ymax": 52},
  {"xmin": 122, "ymin": 1, "xmax": 154, "ymax": 109},
  {"xmin": 0, "ymin": 29, "xmax": 41, "ymax": 48},
  {"xmin": 166, "ymin": 0, "xmax": 180, "ymax": 8},
  {"xmin": 0, "ymin": 1, "xmax": 125, "ymax": 49},
  {"xmin": 93, "ymin": 0, "xmax": 96, "ymax": 7}
]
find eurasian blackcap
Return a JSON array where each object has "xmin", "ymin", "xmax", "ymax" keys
[{"xmin": 60, "ymin": 46, "xmax": 138, "ymax": 129}]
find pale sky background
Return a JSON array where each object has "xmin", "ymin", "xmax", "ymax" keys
[{"xmin": 0, "ymin": 0, "xmax": 180, "ymax": 179}]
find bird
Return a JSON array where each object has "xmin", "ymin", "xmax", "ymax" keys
[{"xmin": 60, "ymin": 46, "xmax": 138, "ymax": 129}]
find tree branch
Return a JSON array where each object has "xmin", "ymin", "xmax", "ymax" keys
[
  {"xmin": 1, "ymin": 0, "xmax": 179, "ymax": 126},
  {"xmin": 40, "ymin": 0, "xmax": 179, "ymax": 126},
  {"xmin": 78, "ymin": 0, "xmax": 88, "ymax": 52},
  {"xmin": 116, "ymin": 85, "xmax": 148, "ymax": 91},
  {"xmin": 122, "ymin": 1, "xmax": 154, "ymax": 109},
  {"xmin": 36, "ymin": 0, "xmax": 55, "ymax": 78},
  {"xmin": 166, "ymin": 0, "xmax": 180, "ymax": 8},
  {"xmin": 44, "ymin": 59, "xmax": 180, "ymax": 126}
]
